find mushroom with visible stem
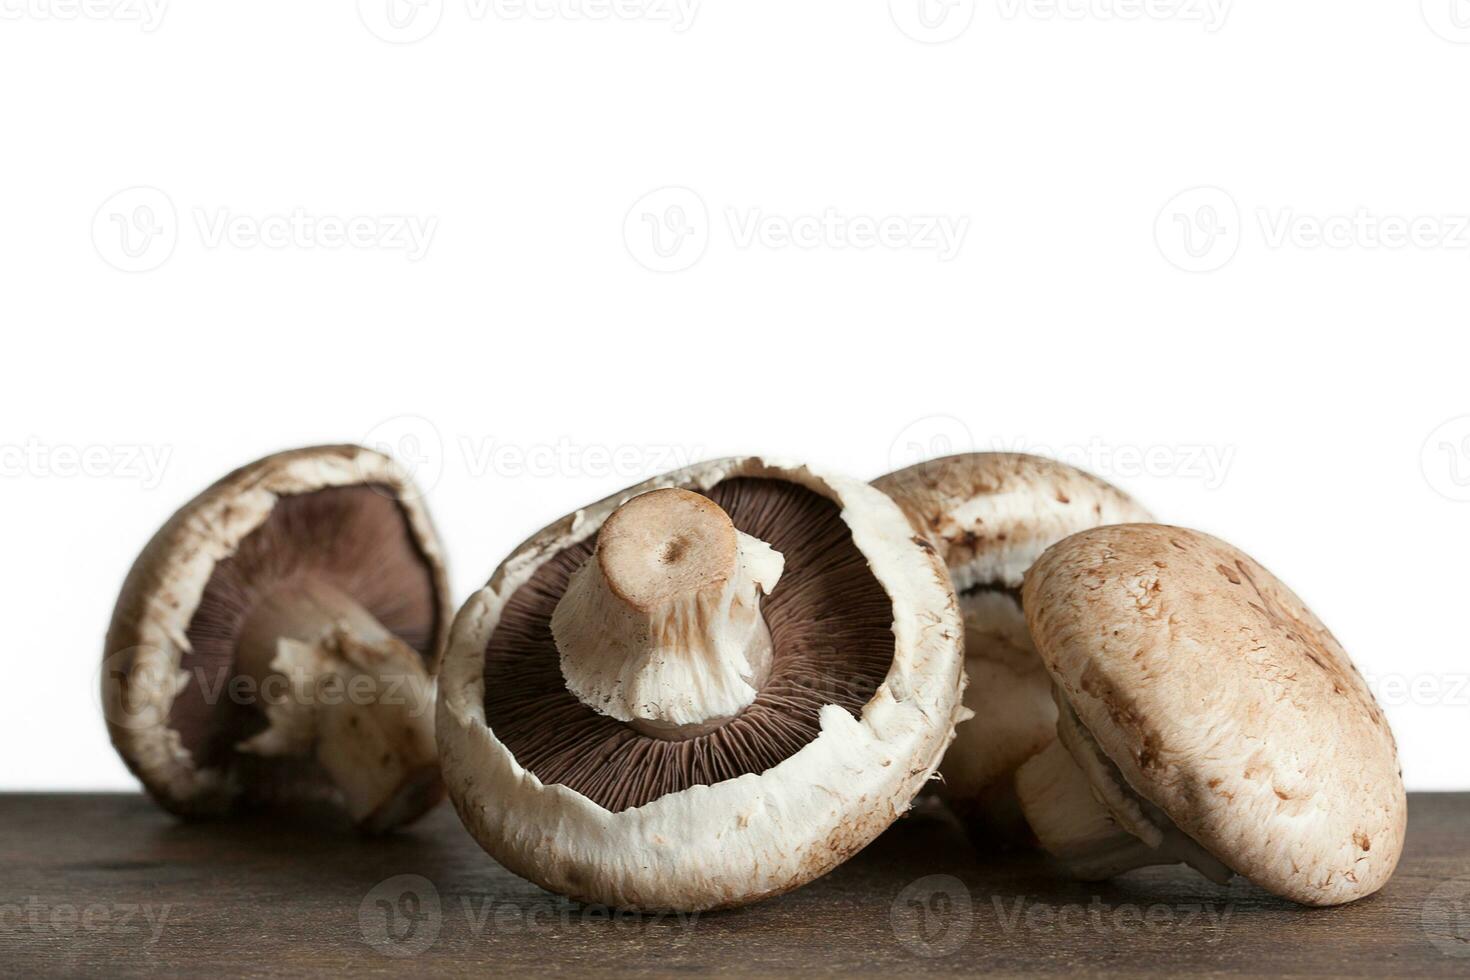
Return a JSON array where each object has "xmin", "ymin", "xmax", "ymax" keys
[
  {"xmin": 437, "ymin": 457, "xmax": 969, "ymax": 912},
  {"xmin": 1012, "ymin": 523, "xmax": 1406, "ymax": 906},
  {"xmin": 103, "ymin": 445, "xmax": 452, "ymax": 833},
  {"xmin": 550, "ymin": 487, "xmax": 785, "ymax": 740},
  {"xmin": 873, "ymin": 453, "xmax": 1151, "ymax": 843}
]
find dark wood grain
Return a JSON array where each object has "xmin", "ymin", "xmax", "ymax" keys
[{"xmin": 1, "ymin": 793, "xmax": 1466, "ymax": 977}]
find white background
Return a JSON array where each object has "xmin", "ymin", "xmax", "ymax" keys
[{"xmin": 2, "ymin": 2, "xmax": 1467, "ymax": 792}]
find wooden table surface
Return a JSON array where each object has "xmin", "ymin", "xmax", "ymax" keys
[{"xmin": 2, "ymin": 792, "xmax": 1467, "ymax": 977}]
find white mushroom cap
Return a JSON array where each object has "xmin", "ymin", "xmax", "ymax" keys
[
  {"xmin": 873, "ymin": 453, "xmax": 1152, "ymax": 831},
  {"xmin": 1021, "ymin": 524, "xmax": 1406, "ymax": 905},
  {"xmin": 102, "ymin": 445, "xmax": 452, "ymax": 821},
  {"xmin": 437, "ymin": 458, "xmax": 968, "ymax": 912}
]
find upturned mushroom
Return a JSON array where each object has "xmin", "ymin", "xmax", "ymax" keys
[
  {"xmin": 102, "ymin": 445, "xmax": 452, "ymax": 833},
  {"xmin": 873, "ymin": 453, "xmax": 1151, "ymax": 839},
  {"xmin": 1013, "ymin": 524, "xmax": 1406, "ymax": 905},
  {"xmin": 437, "ymin": 458, "xmax": 968, "ymax": 911}
]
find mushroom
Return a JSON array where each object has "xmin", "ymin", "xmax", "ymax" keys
[
  {"xmin": 437, "ymin": 457, "xmax": 968, "ymax": 911},
  {"xmin": 1012, "ymin": 523, "xmax": 1406, "ymax": 905},
  {"xmin": 102, "ymin": 445, "xmax": 453, "ymax": 833},
  {"xmin": 872, "ymin": 453, "xmax": 1151, "ymax": 840}
]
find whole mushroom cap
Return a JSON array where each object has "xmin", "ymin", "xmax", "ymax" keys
[
  {"xmin": 1022, "ymin": 524, "xmax": 1406, "ymax": 905},
  {"xmin": 103, "ymin": 445, "xmax": 451, "ymax": 819},
  {"xmin": 873, "ymin": 453, "xmax": 1152, "ymax": 825},
  {"xmin": 437, "ymin": 457, "xmax": 968, "ymax": 912}
]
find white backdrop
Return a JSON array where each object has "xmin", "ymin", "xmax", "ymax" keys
[{"xmin": 3, "ymin": 2, "xmax": 1467, "ymax": 791}]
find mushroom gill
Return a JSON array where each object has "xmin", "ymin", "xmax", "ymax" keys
[{"xmin": 481, "ymin": 477, "xmax": 898, "ymax": 812}]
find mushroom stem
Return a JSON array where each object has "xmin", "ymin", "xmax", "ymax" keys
[
  {"xmin": 234, "ymin": 579, "xmax": 441, "ymax": 832},
  {"xmin": 1015, "ymin": 734, "xmax": 1234, "ymax": 884},
  {"xmin": 551, "ymin": 487, "xmax": 784, "ymax": 740}
]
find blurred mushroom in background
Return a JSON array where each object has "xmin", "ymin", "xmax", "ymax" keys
[
  {"xmin": 103, "ymin": 445, "xmax": 452, "ymax": 833},
  {"xmin": 874, "ymin": 453, "xmax": 1151, "ymax": 843}
]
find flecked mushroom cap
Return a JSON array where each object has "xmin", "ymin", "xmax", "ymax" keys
[
  {"xmin": 874, "ymin": 453, "xmax": 1152, "ymax": 804},
  {"xmin": 103, "ymin": 445, "xmax": 452, "ymax": 817},
  {"xmin": 437, "ymin": 457, "xmax": 968, "ymax": 912},
  {"xmin": 874, "ymin": 453, "xmax": 1153, "ymax": 593},
  {"xmin": 1022, "ymin": 524, "xmax": 1406, "ymax": 905}
]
